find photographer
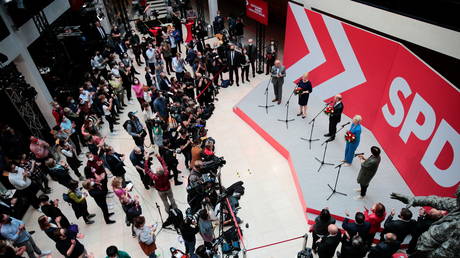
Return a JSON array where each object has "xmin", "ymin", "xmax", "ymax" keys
[
  {"xmin": 125, "ymin": 112, "xmax": 147, "ymax": 149},
  {"xmin": 180, "ymin": 212, "xmax": 200, "ymax": 257},
  {"xmin": 144, "ymin": 152, "xmax": 178, "ymax": 213},
  {"xmin": 159, "ymin": 139, "xmax": 183, "ymax": 185},
  {"xmin": 176, "ymin": 129, "xmax": 192, "ymax": 170}
]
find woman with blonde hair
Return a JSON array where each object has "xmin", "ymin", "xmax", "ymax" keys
[
  {"xmin": 296, "ymin": 72, "xmax": 312, "ymax": 118},
  {"xmin": 343, "ymin": 115, "xmax": 362, "ymax": 166}
]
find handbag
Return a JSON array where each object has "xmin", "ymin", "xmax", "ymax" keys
[{"xmin": 139, "ymin": 241, "xmax": 157, "ymax": 255}]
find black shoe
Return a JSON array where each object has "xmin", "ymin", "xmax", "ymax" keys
[
  {"xmin": 324, "ymin": 133, "xmax": 331, "ymax": 137},
  {"xmin": 122, "ymin": 104, "xmax": 128, "ymax": 107},
  {"xmin": 126, "ymin": 221, "xmax": 131, "ymax": 227},
  {"xmin": 106, "ymin": 220, "xmax": 116, "ymax": 224},
  {"xmin": 144, "ymin": 185, "xmax": 150, "ymax": 190},
  {"xmin": 88, "ymin": 214, "xmax": 96, "ymax": 218},
  {"xmin": 114, "ymin": 122, "xmax": 120, "ymax": 125},
  {"xmin": 177, "ymin": 170, "xmax": 182, "ymax": 174},
  {"xmin": 44, "ymin": 188, "xmax": 52, "ymax": 194},
  {"xmin": 175, "ymin": 181, "xmax": 183, "ymax": 185},
  {"xmin": 237, "ymin": 84, "xmax": 240, "ymax": 87},
  {"xmin": 85, "ymin": 220, "xmax": 95, "ymax": 225},
  {"xmin": 28, "ymin": 230, "xmax": 35, "ymax": 235},
  {"xmin": 108, "ymin": 212, "xmax": 114, "ymax": 216},
  {"xmin": 326, "ymin": 137, "xmax": 335, "ymax": 142}
]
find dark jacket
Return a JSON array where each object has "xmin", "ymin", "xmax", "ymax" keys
[
  {"xmin": 368, "ymin": 240, "xmax": 400, "ymax": 258},
  {"xmin": 357, "ymin": 155, "xmax": 381, "ymax": 186},
  {"xmin": 317, "ymin": 232, "xmax": 341, "ymax": 258},
  {"xmin": 105, "ymin": 153, "xmax": 126, "ymax": 177},
  {"xmin": 226, "ymin": 50, "xmax": 242, "ymax": 67},
  {"xmin": 330, "ymin": 102, "xmax": 344, "ymax": 122},
  {"xmin": 313, "ymin": 216, "xmax": 336, "ymax": 235},
  {"xmin": 382, "ymin": 215, "xmax": 416, "ymax": 243},
  {"xmin": 342, "ymin": 218, "xmax": 371, "ymax": 240},
  {"xmin": 245, "ymin": 44, "xmax": 257, "ymax": 61}
]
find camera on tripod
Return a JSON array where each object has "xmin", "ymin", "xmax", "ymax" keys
[{"xmin": 202, "ymin": 156, "xmax": 226, "ymax": 173}]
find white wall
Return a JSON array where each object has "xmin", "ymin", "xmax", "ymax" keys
[
  {"xmin": 0, "ymin": 0, "xmax": 70, "ymax": 127},
  {"xmin": 303, "ymin": 0, "xmax": 460, "ymax": 59}
]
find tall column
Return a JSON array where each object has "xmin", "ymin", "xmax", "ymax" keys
[
  {"xmin": 208, "ymin": 0, "xmax": 218, "ymax": 25},
  {"xmin": 14, "ymin": 53, "xmax": 55, "ymax": 127}
]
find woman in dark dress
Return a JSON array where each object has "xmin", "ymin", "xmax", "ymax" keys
[{"xmin": 297, "ymin": 72, "xmax": 312, "ymax": 118}]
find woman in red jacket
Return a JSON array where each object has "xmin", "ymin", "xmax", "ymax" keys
[{"xmin": 364, "ymin": 202, "xmax": 386, "ymax": 244}]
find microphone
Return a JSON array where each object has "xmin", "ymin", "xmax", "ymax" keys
[
  {"xmin": 341, "ymin": 122, "xmax": 351, "ymax": 127},
  {"xmin": 354, "ymin": 153, "xmax": 364, "ymax": 157}
]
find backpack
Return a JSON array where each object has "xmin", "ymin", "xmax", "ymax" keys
[
  {"xmin": 62, "ymin": 193, "xmax": 72, "ymax": 204},
  {"xmin": 123, "ymin": 120, "xmax": 132, "ymax": 131}
]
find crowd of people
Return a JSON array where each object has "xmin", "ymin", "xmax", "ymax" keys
[
  {"xmin": 0, "ymin": 2, "xmax": 256, "ymax": 257},
  {"xmin": 0, "ymin": 1, "xmax": 449, "ymax": 258}
]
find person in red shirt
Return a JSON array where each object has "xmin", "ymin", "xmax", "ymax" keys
[
  {"xmin": 364, "ymin": 202, "xmax": 386, "ymax": 244},
  {"xmin": 144, "ymin": 153, "xmax": 177, "ymax": 213}
]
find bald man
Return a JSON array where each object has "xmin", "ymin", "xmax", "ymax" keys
[
  {"xmin": 317, "ymin": 224, "xmax": 341, "ymax": 258},
  {"xmin": 270, "ymin": 60, "xmax": 286, "ymax": 104},
  {"xmin": 325, "ymin": 94, "xmax": 344, "ymax": 142},
  {"xmin": 368, "ymin": 233, "xmax": 400, "ymax": 258}
]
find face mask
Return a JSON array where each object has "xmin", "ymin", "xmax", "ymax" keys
[{"xmin": 70, "ymin": 100, "xmax": 75, "ymax": 104}]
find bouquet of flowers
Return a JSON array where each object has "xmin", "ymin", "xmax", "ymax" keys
[
  {"xmin": 294, "ymin": 87, "xmax": 304, "ymax": 95},
  {"xmin": 344, "ymin": 131, "xmax": 356, "ymax": 143},
  {"xmin": 324, "ymin": 105, "xmax": 334, "ymax": 115}
]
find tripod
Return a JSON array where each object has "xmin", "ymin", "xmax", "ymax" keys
[
  {"xmin": 278, "ymin": 88, "xmax": 295, "ymax": 128},
  {"xmin": 258, "ymin": 78, "xmax": 274, "ymax": 113},
  {"xmin": 326, "ymin": 162, "xmax": 348, "ymax": 200},
  {"xmin": 315, "ymin": 122, "xmax": 348, "ymax": 172},
  {"xmin": 155, "ymin": 202, "xmax": 177, "ymax": 235},
  {"xmin": 301, "ymin": 103, "xmax": 329, "ymax": 149}
]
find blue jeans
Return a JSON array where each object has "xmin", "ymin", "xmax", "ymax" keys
[{"xmin": 185, "ymin": 239, "xmax": 197, "ymax": 257}]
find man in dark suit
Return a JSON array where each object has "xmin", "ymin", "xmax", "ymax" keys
[
  {"xmin": 226, "ymin": 45, "xmax": 242, "ymax": 86},
  {"xmin": 381, "ymin": 208, "xmax": 416, "ymax": 244},
  {"xmin": 368, "ymin": 233, "xmax": 400, "ymax": 258},
  {"xmin": 325, "ymin": 94, "xmax": 344, "ymax": 141},
  {"xmin": 244, "ymin": 38, "xmax": 257, "ymax": 78},
  {"xmin": 93, "ymin": 21, "xmax": 107, "ymax": 49},
  {"xmin": 270, "ymin": 60, "xmax": 286, "ymax": 104},
  {"xmin": 158, "ymin": 72, "xmax": 171, "ymax": 91},
  {"xmin": 317, "ymin": 224, "xmax": 341, "ymax": 258},
  {"xmin": 104, "ymin": 146, "xmax": 127, "ymax": 181},
  {"xmin": 343, "ymin": 211, "xmax": 371, "ymax": 241},
  {"xmin": 265, "ymin": 40, "xmax": 277, "ymax": 75}
]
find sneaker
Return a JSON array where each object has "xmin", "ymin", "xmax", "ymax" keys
[{"xmin": 40, "ymin": 250, "xmax": 52, "ymax": 256}]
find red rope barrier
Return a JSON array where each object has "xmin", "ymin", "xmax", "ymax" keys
[
  {"xmin": 225, "ymin": 197, "xmax": 246, "ymax": 250},
  {"xmin": 245, "ymin": 235, "xmax": 305, "ymax": 252}
]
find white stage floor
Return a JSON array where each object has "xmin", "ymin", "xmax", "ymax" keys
[{"xmin": 234, "ymin": 79, "xmax": 416, "ymax": 222}]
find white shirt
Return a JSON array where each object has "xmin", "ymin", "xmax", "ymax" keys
[
  {"xmin": 146, "ymin": 48, "xmax": 156, "ymax": 64},
  {"xmin": 8, "ymin": 167, "xmax": 31, "ymax": 190},
  {"xmin": 172, "ymin": 57, "xmax": 185, "ymax": 73},
  {"xmin": 103, "ymin": 103, "xmax": 111, "ymax": 116}
]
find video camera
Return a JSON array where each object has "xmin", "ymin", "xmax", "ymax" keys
[{"xmin": 202, "ymin": 155, "xmax": 226, "ymax": 173}]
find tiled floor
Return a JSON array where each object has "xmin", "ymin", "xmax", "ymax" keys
[{"xmin": 22, "ymin": 41, "xmax": 309, "ymax": 258}]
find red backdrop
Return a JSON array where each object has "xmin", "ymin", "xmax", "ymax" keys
[
  {"xmin": 283, "ymin": 3, "xmax": 460, "ymax": 197},
  {"xmin": 246, "ymin": 0, "xmax": 269, "ymax": 25}
]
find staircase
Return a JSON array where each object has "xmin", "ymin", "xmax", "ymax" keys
[{"xmin": 147, "ymin": 0, "xmax": 169, "ymax": 20}]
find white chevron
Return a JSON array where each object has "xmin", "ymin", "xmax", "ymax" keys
[
  {"xmin": 311, "ymin": 16, "xmax": 367, "ymax": 100},
  {"xmin": 285, "ymin": 3, "xmax": 326, "ymax": 84}
]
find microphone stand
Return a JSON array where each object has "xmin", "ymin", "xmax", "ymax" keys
[
  {"xmin": 315, "ymin": 122, "xmax": 348, "ymax": 172},
  {"xmin": 301, "ymin": 103, "xmax": 330, "ymax": 149},
  {"xmin": 278, "ymin": 88, "xmax": 295, "ymax": 129},
  {"xmin": 326, "ymin": 161, "xmax": 348, "ymax": 201},
  {"xmin": 258, "ymin": 77, "xmax": 274, "ymax": 114}
]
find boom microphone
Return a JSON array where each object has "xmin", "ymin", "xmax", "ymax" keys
[{"xmin": 341, "ymin": 122, "xmax": 351, "ymax": 127}]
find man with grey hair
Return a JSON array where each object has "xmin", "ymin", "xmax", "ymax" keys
[
  {"xmin": 244, "ymin": 38, "xmax": 257, "ymax": 77},
  {"xmin": 317, "ymin": 224, "xmax": 341, "ymax": 258},
  {"xmin": 144, "ymin": 152, "xmax": 177, "ymax": 213},
  {"xmin": 270, "ymin": 59, "xmax": 286, "ymax": 105}
]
